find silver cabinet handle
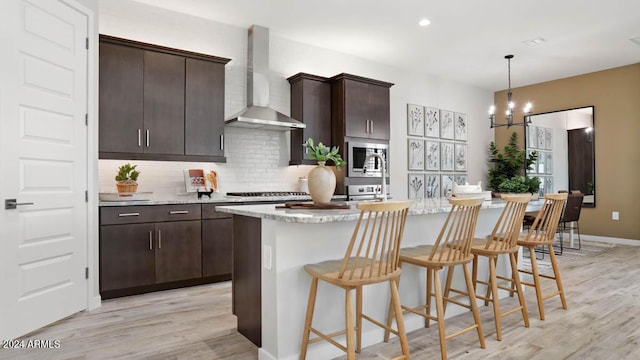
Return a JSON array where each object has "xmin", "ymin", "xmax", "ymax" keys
[
  {"xmin": 138, "ymin": 129, "xmax": 142, "ymax": 147},
  {"xmin": 220, "ymin": 134, "xmax": 224, "ymax": 151},
  {"xmin": 149, "ymin": 231, "xmax": 153, "ymax": 250},
  {"xmin": 158, "ymin": 230, "xmax": 162, "ymax": 249},
  {"xmin": 370, "ymin": 120, "xmax": 374, "ymax": 134},
  {"xmin": 146, "ymin": 129, "xmax": 150, "ymax": 147},
  {"xmin": 118, "ymin": 212, "xmax": 140, "ymax": 217},
  {"xmin": 169, "ymin": 210, "xmax": 189, "ymax": 215},
  {"xmin": 5, "ymin": 199, "xmax": 34, "ymax": 210},
  {"xmin": 303, "ymin": 143, "xmax": 309, "ymax": 154}
]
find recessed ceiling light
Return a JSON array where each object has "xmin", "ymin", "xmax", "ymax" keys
[
  {"xmin": 418, "ymin": 18, "xmax": 431, "ymax": 27},
  {"xmin": 523, "ymin": 37, "xmax": 546, "ymax": 47},
  {"xmin": 630, "ymin": 36, "xmax": 640, "ymax": 46}
]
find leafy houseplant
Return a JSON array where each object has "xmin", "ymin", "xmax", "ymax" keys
[
  {"xmin": 488, "ymin": 132, "xmax": 540, "ymax": 195},
  {"xmin": 304, "ymin": 138, "xmax": 346, "ymax": 203},
  {"xmin": 305, "ymin": 138, "xmax": 346, "ymax": 169},
  {"xmin": 115, "ymin": 163, "xmax": 140, "ymax": 194}
]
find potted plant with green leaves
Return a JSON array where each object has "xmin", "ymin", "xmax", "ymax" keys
[
  {"xmin": 488, "ymin": 132, "xmax": 540, "ymax": 197},
  {"xmin": 115, "ymin": 162, "xmax": 140, "ymax": 195},
  {"xmin": 304, "ymin": 138, "xmax": 346, "ymax": 203}
]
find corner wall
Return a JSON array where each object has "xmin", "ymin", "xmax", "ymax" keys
[{"xmin": 494, "ymin": 64, "xmax": 640, "ymax": 241}]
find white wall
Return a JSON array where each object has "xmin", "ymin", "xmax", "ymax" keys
[{"xmin": 98, "ymin": 0, "xmax": 493, "ymax": 199}]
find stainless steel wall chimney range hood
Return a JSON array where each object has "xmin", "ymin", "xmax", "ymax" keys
[{"xmin": 225, "ymin": 25, "xmax": 306, "ymax": 131}]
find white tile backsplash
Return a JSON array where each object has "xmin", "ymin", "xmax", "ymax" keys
[{"xmin": 98, "ymin": 127, "xmax": 314, "ymax": 195}]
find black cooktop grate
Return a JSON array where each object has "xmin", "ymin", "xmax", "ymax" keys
[{"xmin": 226, "ymin": 191, "xmax": 308, "ymax": 197}]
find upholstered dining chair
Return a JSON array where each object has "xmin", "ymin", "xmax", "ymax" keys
[
  {"xmin": 384, "ymin": 197, "xmax": 485, "ymax": 360},
  {"xmin": 517, "ymin": 193, "xmax": 568, "ymax": 320},
  {"xmin": 557, "ymin": 191, "xmax": 584, "ymax": 250},
  {"xmin": 300, "ymin": 201, "xmax": 412, "ymax": 360},
  {"xmin": 445, "ymin": 194, "xmax": 531, "ymax": 341}
]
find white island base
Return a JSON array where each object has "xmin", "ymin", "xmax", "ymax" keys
[{"xmin": 217, "ymin": 198, "xmax": 541, "ymax": 360}]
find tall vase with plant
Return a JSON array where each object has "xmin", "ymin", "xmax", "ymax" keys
[
  {"xmin": 488, "ymin": 132, "xmax": 540, "ymax": 196},
  {"xmin": 305, "ymin": 138, "xmax": 346, "ymax": 203}
]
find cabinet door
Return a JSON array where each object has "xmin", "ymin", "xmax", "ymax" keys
[
  {"xmin": 185, "ymin": 58, "xmax": 226, "ymax": 157},
  {"xmin": 289, "ymin": 74, "xmax": 331, "ymax": 165},
  {"xmin": 155, "ymin": 220, "xmax": 202, "ymax": 283},
  {"xmin": 368, "ymin": 84, "xmax": 390, "ymax": 140},
  {"xmin": 344, "ymin": 79, "xmax": 370, "ymax": 138},
  {"xmin": 99, "ymin": 42, "xmax": 144, "ymax": 153},
  {"xmin": 100, "ymin": 223, "xmax": 155, "ymax": 292},
  {"xmin": 202, "ymin": 218, "xmax": 233, "ymax": 278},
  {"xmin": 143, "ymin": 51, "xmax": 185, "ymax": 155}
]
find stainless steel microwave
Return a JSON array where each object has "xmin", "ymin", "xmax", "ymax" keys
[{"xmin": 347, "ymin": 142, "xmax": 389, "ymax": 177}]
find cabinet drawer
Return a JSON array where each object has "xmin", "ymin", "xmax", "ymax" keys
[
  {"xmin": 101, "ymin": 204, "xmax": 201, "ymax": 225},
  {"xmin": 202, "ymin": 203, "xmax": 234, "ymax": 219}
]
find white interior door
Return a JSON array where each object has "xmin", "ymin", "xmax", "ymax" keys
[{"xmin": 0, "ymin": 0, "xmax": 88, "ymax": 339}]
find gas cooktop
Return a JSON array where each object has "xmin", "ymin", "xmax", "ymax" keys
[{"xmin": 226, "ymin": 191, "xmax": 308, "ymax": 197}]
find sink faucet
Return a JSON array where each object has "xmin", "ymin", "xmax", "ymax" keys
[{"xmin": 363, "ymin": 153, "xmax": 387, "ymax": 201}]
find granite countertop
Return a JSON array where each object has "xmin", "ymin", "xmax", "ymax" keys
[
  {"xmin": 216, "ymin": 198, "xmax": 544, "ymax": 224},
  {"xmin": 98, "ymin": 192, "xmax": 346, "ymax": 207}
]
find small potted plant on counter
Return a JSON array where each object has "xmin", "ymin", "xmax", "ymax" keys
[
  {"xmin": 305, "ymin": 138, "xmax": 346, "ymax": 203},
  {"xmin": 115, "ymin": 162, "xmax": 140, "ymax": 196}
]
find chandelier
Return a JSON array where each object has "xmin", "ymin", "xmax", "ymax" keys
[{"xmin": 489, "ymin": 54, "xmax": 532, "ymax": 128}]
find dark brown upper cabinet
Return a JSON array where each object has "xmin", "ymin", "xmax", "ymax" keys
[
  {"xmin": 99, "ymin": 42, "xmax": 144, "ymax": 154},
  {"xmin": 143, "ymin": 51, "xmax": 185, "ymax": 155},
  {"xmin": 287, "ymin": 73, "xmax": 332, "ymax": 165},
  {"xmin": 330, "ymin": 73, "xmax": 393, "ymax": 142},
  {"xmin": 99, "ymin": 35, "xmax": 230, "ymax": 162},
  {"xmin": 186, "ymin": 58, "xmax": 226, "ymax": 157}
]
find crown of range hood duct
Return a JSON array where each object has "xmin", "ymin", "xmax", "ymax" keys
[{"xmin": 225, "ymin": 25, "xmax": 306, "ymax": 131}]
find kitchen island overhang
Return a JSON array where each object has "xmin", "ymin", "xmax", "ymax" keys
[{"xmin": 217, "ymin": 198, "xmax": 542, "ymax": 360}]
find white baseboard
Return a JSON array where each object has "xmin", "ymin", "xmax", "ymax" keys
[
  {"xmin": 88, "ymin": 295, "xmax": 102, "ymax": 311},
  {"xmin": 580, "ymin": 234, "xmax": 640, "ymax": 246}
]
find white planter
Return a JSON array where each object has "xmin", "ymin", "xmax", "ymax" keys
[{"xmin": 307, "ymin": 161, "xmax": 336, "ymax": 203}]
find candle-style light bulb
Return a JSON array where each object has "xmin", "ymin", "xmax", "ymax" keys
[
  {"xmin": 523, "ymin": 102, "xmax": 532, "ymax": 113},
  {"xmin": 508, "ymin": 101, "xmax": 515, "ymax": 109},
  {"xmin": 489, "ymin": 105, "xmax": 495, "ymax": 115}
]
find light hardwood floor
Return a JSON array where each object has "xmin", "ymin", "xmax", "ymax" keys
[{"xmin": 1, "ymin": 242, "xmax": 638, "ymax": 360}]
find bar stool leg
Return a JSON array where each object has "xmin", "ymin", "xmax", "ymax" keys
[
  {"xmin": 356, "ymin": 285, "xmax": 363, "ymax": 353},
  {"xmin": 345, "ymin": 288, "xmax": 356, "ymax": 360},
  {"xmin": 433, "ymin": 268, "xmax": 447, "ymax": 360},
  {"xmin": 463, "ymin": 263, "xmax": 486, "ymax": 349},
  {"xmin": 390, "ymin": 278, "xmax": 411, "ymax": 359},
  {"xmin": 509, "ymin": 252, "xmax": 529, "ymax": 327},
  {"xmin": 300, "ymin": 277, "xmax": 318, "ymax": 360},
  {"xmin": 528, "ymin": 246, "xmax": 546, "ymax": 320},
  {"xmin": 384, "ymin": 270, "xmax": 402, "ymax": 342},
  {"xmin": 548, "ymin": 244, "xmax": 568, "ymax": 310},
  {"xmin": 426, "ymin": 268, "xmax": 433, "ymax": 328},
  {"xmin": 443, "ymin": 265, "xmax": 455, "ymax": 313},
  {"xmin": 488, "ymin": 256, "xmax": 503, "ymax": 341}
]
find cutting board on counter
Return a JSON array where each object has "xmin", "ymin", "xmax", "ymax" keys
[{"xmin": 275, "ymin": 202, "xmax": 350, "ymax": 210}]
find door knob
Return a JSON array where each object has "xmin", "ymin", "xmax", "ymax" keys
[{"xmin": 5, "ymin": 199, "xmax": 34, "ymax": 210}]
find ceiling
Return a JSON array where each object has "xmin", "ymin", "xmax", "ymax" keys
[{"xmin": 128, "ymin": 0, "xmax": 640, "ymax": 91}]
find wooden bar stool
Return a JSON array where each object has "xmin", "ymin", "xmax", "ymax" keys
[
  {"xmin": 517, "ymin": 193, "xmax": 568, "ymax": 320},
  {"xmin": 444, "ymin": 194, "xmax": 531, "ymax": 341},
  {"xmin": 300, "ymin": 201, "xmax": 412, "ymax": 360},
  {"xmin": 384, "ymin": 198, "xmax": 485, "ymax": 360}
]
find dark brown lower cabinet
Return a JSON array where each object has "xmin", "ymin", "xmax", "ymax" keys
[
  {"xmin": 99, "ymin": 204, "xmax": 233, "ymax": 299},
  {"xmin": 100, "ymin": 223, "xmax": 156, "ymax": 292},
  {"xmin": 155, "ymin": 221, "xmax": 202, "ymax": 283},
  {"xmin": 202, "ymin": 218, "xmax": 233, "ymax": 278},
  {"xmin": 100, "ymin": 220, "xmax": 201, "ymax": 293}
]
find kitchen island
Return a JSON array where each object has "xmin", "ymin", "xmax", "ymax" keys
[{"xmin": 217, "ymin": 198, "xmax": 542, "ymax": 360}]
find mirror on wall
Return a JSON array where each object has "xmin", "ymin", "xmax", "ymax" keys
[{"xmin": 525, "ymin": 106, "xmax": 595, "ymax": 207}]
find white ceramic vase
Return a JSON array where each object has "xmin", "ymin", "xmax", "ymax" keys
[{"xmin": 307, "ymin": 161, "xmax": 336, "ymax": 203}]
